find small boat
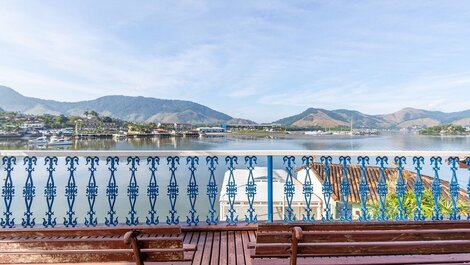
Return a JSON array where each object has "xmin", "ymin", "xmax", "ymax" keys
[
  {"xmin": 29, "ymin": 136, "xmax": 48, "ymax": 145},
  {"xmin": 48, "ymin": 136, "xmax": 72, "ymax": 146}
]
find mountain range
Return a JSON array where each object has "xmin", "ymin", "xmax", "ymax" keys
[
  {"xmin": 274, "ymin": 107, "xmax": 470, "ymax": 129},
  {"xmin": 1, "ymin": 86, "xmax": 470, "ymax": 128},
  {"xmin": 0, "ymin": 86, "xmax": 255, "ymax": 125}
]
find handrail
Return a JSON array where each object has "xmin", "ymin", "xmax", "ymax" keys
[{"xmin": 2, "ymin": 150, "xmax": 470, "ymax": 157}]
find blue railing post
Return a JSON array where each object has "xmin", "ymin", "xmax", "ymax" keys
[{"xmin": 267, "ymin": 155, "xmax": 273, "ymax": 223}]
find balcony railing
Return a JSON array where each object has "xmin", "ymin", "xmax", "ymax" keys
[{"xmin": 0, "ymin": 150, "xmax": 468, "ymax": 228}]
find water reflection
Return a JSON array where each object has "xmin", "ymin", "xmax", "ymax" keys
[{"xmin": 0, "ymin": 132, "xmax": 469, "ymax": 151}]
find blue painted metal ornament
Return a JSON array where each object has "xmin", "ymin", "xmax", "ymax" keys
[
  {"xmin": 225, "ymin": 156, "xmax": 238, "ymax": 225},
  {"xmin": 413, "ymin": 156, "xmax": 425, "ymax": 221},
  {"xmin": 186, "ymin": 156, "xmax": 199, "ymax": 226},
  {"xmin": 105, "ymin": 156, "xmax": 119, "ymax": 226},
  {"xmin": 302, "ymin": 156, "xmax": 315, "ymax": 222},
  {"xmin": 166, "ymin": 156, "xmax": 180, "ymax": 225},
  {"xmin": 376, "ymin": 156, "xmax": 389, "ymax": 221},
  {"xmin": 64, "ymin": 156, "xmax": 79, "ymax": 227},
  {"xmin": 321, "ymin": 156, "xmax": 333, "ymax": 222},
  {"xmin": 84, "ymin": 156, "xmax": 99, "ymax": 227},
  {"xmin": 43, "ymin": 156, "xmax": 58, "ymax": 228},
  {"xmin": 394, "ymin": 156, "xmax": 407, "ymax": 221},
  {"xmin": 126, "ymin": 156, "xmax": 140, "ymax": 226},
  {"xmin": 146, "ymin": 156, "xmax": 160, "ymax": 225},
  {"xmin": 447, "ymin": 157, "xmax": 460, "ymax": 220},
  {"xmin": 339, "ymin": 156, "xmax": 352, "ymax": 221},
  {"xmin": 1, "ymin": 156, "xmax": 16, "ymax": 228},
  {"xmin": 245, "ymin": 156, "xmax": 258, "ymax": 224},
  {"xmin": 430, "ymin": 156, "xmax": 443, "ymax": 220},
  {"xmin": 357, "ymin": 156, "xmax": 370, "ymax": 222},
  {"xmin": 22, "ymin": 156, "xmax": 37, "ymax": 228},
  {"xmin": 206, "ymin": 156, "xmax": 219, "ymax": 225},
  {"xmin": 283, "ymin": 156, "xmax": 296, "ymax": 222}
]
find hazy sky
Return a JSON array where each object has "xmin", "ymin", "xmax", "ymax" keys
[{"xmin": 1, "ymin": 1, "xmax": 470, "ymax": 122}]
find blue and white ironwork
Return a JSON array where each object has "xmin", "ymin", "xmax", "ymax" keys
[
  {"xmin": 43, "ymin": 156, "xmax": 57, "ymax": 228},
  {"xmin": 146, "ymin": 156, "xmax": 160, "ymax": 225},
  {"xmin": 339, "ymin": 156, "xmax": 352, "ymax": 221},
  {"xmin": 84, "ymin": 156, "xmax": 99, "ymax": 227},
  {"xmin": 1, "ymin": 156, "xmax": 16, "ymax": 228},
  {"xmin": 126, "ymin": 156, "xmax": 140, "ymax": 226},
  {"xmin": 321, "ymin": 156, "xmax": 333, "ymax": 222},
  {"xmin": 225, "ymin": 156, "xmax": 238, "ymax": 225},
  {"xmin": 466, "ymin": 157, "xmax": 470, "ymax": 220},
  {"xmin": 413, "ymin": 156, "xmax": 425, "ymax": 221},
  {"xmin": 166, "ymin": 156, "xmax": 180, "ymax": 225},
  {"xmin": 357, "ymin": 156, "xmax": 370, "ymax": 222},
  {"xmin": 283, "ymin": 156, "xmax": 296, "ymax": 222},
  {"xmin": 394, "ymin": 156, "xmax": 407, "ymax": 221},
  {"xmin": 302, "ymin": 156, "xmax": 315, "ymax": 222},
  {"xmin": 22, "ymin": 156, "xmax": 37, "ymax": 228},
  {"xmin": 64, "ymin": 156, "xmax": 78, "ymax": 227},
  {"xmin": 105, "ymin": 156, "xmax": 119, "ymax": 226},
  {"xmin": 376, "ymin": 156, "xmax": 389, "ymax": 221},
  {"xmin": 206, "ymin": 156, "xmax": 219, "ymax": 225},
  {"xmin": 186, "ymin": 156, "xmax": 199, "ymax": 226},
  {"xmin": 245, "ymin": 156, "xmax": 258, "ymax": 224},
  {"xmin": 447, "ymin": 157, "xmax": 460, "ymax": 220},
  {"xmin": 430, "ymin": 156, "xmax": 443, "ymax": 221}
]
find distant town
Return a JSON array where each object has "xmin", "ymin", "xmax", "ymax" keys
[{"xmin": 2, "ymin": 110, "xmax": 470, "ymax": 147}]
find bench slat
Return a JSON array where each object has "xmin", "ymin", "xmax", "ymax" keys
[
  {"xmin": 0, "ymin": 248, "xmax": 184, "ymax": 263},
  {"xmin": 0, "ymin": 237, "xmax": 183, "ymax": 251},
  {"xmin": 0, "ymin": 225, "xmax": 181, "ymax": 238},
  {"xmin": 254, "ymin": 240, "xmax": 470, "ymax": 256},
  {"xmin": 256, "ymin": 228, "xmax": 470, "ymax": 243},
  {"xmin": 257, "ymin": 221, "xmax": 470, "ymax": 232}
]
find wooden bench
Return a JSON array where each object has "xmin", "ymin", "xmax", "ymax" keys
[
  {"xmin": 0, "ymin": 225, "xmax": 195, "ymax": 264},
  {"xmin": 250, "ymin": 221, "xmax": 470, "ymax": 265}
]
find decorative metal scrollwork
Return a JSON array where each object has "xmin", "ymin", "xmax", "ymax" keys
[
  {"xmin": 283, "ymin": 156, "xmax": 296, "ymax": 222},
  {"xmin": 430, "ymin": 156, "xmax": 443, "ymax": 220},
  {"xmin": 466, "ymin": 157, "xmax": 470, "ymax": 220},
  {"xmin": 339, "ymin": 156, "xmax": 352, "ymax": 221},
  {"xmin": 394, "ymin": 156, "xmax": 407, "ymax": 221},
  {"xmin": 245, "ymin": 156, "xmax": 257, "ymax": 224},
  {"xmin": 302, "ymin": 156, "xmax": 315, "ymax": 222},
  {"xmin": 166, "ymin": 156, "xmax": 180, "ymax": 225},
  {"xmin": 448, "ymin": 157, "xmax": 460, "ymax": 220},
  {"xmin": 43, "ymin": 156, "xmax": 58, "ymax": 228},
  {"xmin": 206, "ymin": 156, "xmax": 219, "ymax": 225},
  {"xmin": 376, "ymin": 156, "xmax": 389, "ymax": 221},
  {"xmin": 105, "ymin": 156, "xmax": 119, "ymax": 226},
  {"xmin": 186, "ymin": 156, "xmax": 199, "ymax": 226},
  {"xmin": 321, "ymin": 156, "xmax": 333, "ymax": 222},
  {"xmin": 64, "ymin": 156, "xmax": 78, "ymax": 227},
  {"xmin": 225, "ymin": 156, "xmax": 238, "ymax": 225},
  {"xmin": 126, "ymin": 156, "xmax": 140, "ymax": 226},
  {"xmin": 22, "ymin": 156, "xmax": 37, "ymax": 228},
  {"xmin": 358, "ymin": 156, "xmax": 370, "ymax": 222},
  {"xmin": 413, "ymin": 156, "xmax": 425, "ymax": 221},
  {"xmin": 1, "ymin": 156, "xmax": 16, "ymax": 228},
  {"xmin": 146, "ymin": 156, "xmax": 160, "ymax": 225},
  {"xmin": 84, "ymin": 156, "xmax": 99, "ymax": 227}
]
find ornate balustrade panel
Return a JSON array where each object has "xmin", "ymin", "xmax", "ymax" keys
[{"xmin": 0, "ymin": 150, "xmax": 467, "ymax": 227}]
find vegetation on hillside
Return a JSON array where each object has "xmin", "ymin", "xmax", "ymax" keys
[{"xmin": 419, "ymin": 124, "xmax": 467, "ymax": 135}]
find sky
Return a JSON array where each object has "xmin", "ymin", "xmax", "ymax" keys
[{"xmin": 1, "ymin": 1, "xmax": 470, "ymax": 123}]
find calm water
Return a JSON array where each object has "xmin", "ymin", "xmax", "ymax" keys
[{"xmin": 2, "ymin": 132, "xmax": 470, "ymax": 151}]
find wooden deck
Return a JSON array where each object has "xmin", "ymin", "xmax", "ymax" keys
[{"xmin": 183, "ymin": 230, "xmax": 256, "ymax": 265}]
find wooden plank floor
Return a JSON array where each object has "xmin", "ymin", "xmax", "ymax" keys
[{"xmin": 183, "ymin": 230, "xmax": 256, "ymax": 265}]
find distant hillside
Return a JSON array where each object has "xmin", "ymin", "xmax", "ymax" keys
[
  {"xmin": 275, "ymin": 107, "xmax": 470, "ymax": 129},
  {"xmin": 0, "ymin": 86, "xmax": 256, "ymax": 124}
]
